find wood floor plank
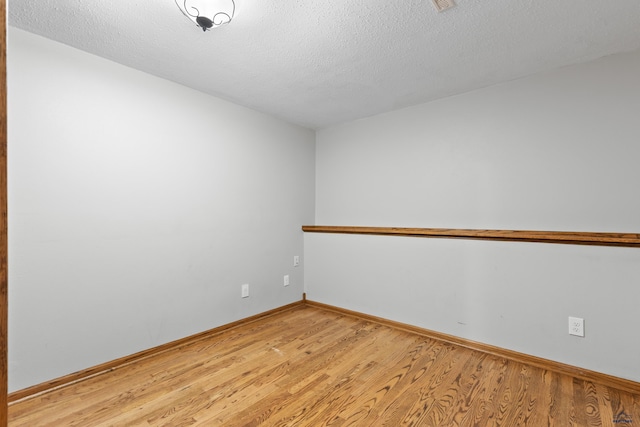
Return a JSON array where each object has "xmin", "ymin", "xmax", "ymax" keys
[
  {"xmin": 336, "ymin": 339, "xmax": 452, "ymax": 425},
  {"xmin": 360, "ymin": 339, "xmax": 451, "ymax": 425},
  {"xmin": 8, "ymin": 305, "xmax": 640, "ymax": 426},
  {"xmin": 221, "ymin": 321, "xmax": 392, "ymax": 425}
]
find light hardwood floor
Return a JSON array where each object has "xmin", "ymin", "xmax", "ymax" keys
[{"xmin": 8, "ymin": 305, "xmax": 640, "ymax": 426}]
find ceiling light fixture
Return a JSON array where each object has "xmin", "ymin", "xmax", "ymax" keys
[{"xmin": 175, "ymin": 0, "xmax": 235, "ymax": 31}]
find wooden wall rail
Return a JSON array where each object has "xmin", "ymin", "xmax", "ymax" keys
[{"xmin": 302, "ymin": 226, "xmax": 640, "ymax": 248}]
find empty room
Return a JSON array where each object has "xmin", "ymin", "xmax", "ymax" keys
[{"xmin": 2, "ymin": 0, "xmax": 640, "ymax": 425}]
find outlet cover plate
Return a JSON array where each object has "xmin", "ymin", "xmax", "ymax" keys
[
  {"xmin": 568, "ymin": 316, "xmax": 584, "ymax": 337},
  {"xmin": 432, "ymin": 0, "xmax": 456, "ymax": 13}
]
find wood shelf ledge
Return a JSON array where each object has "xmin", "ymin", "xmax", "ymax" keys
[{"xmin": 302, "ymin": 226, "xmax": 640, "ymax": 248}]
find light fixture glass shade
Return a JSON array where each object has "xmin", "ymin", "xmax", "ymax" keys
[{"xmin": 175, "ymin": 0, "xmax": 235, "ymax": 31}]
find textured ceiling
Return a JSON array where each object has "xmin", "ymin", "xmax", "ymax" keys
[{"xmin": 8, "ymin": 0, "xmax": 640, "ymax": 129}]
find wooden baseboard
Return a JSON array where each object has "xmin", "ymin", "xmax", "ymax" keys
[
  {"xmin": 8, "ymin": 300, "xmax": 305, "ymax": 404},
  {"xmin": 11, "ymin": 297, "xmax": 640, "ymax": 404},
  {"xmin": 304, "ymin": 300, "xmax": 640, "ymax": 395}
]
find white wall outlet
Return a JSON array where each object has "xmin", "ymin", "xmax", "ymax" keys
[
  {"xmin": 568, "ymin": 316, "xmax": 584, "ymax": 337},
  {"xmin": 284, "ymin": 275, "xmax": 290, "ymax": 287},
  {"xmin": 432, "ymin": 0, "xmax": 455, "ymax": 13},
  {"xmin": 241, "ymin": 284, "xmax": 249, "ymax": 298},
  {"xmin": 293, "ymin": 255, "xmax": 300, "ymax": 267}
]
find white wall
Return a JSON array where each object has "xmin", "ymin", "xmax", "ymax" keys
[
  {"xmin": 308, "ymin": 49, "xmax": 640, "ymax": 381},
  {"xmin": 8, "ymin": 28, "xmax": 315, "ymax": 392}
]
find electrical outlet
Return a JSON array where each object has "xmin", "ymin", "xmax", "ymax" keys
[
  {"xmin": 293, "ymin": 256, "xmax": 300, "ymax": 267},
  {"xmin": 568, "ymin": 316, "xmax": 584, "ymax": 337},
  {"xmin": 241, "ymin": 284, "xmax": 249, "ymax": 298},
  {"xmin": 284, "ymin": 275, "xmax": 290, "ymax": 287},
  {"xmin": 432, "ymin": 0, "xmax": 455, "ymax": 13}
]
